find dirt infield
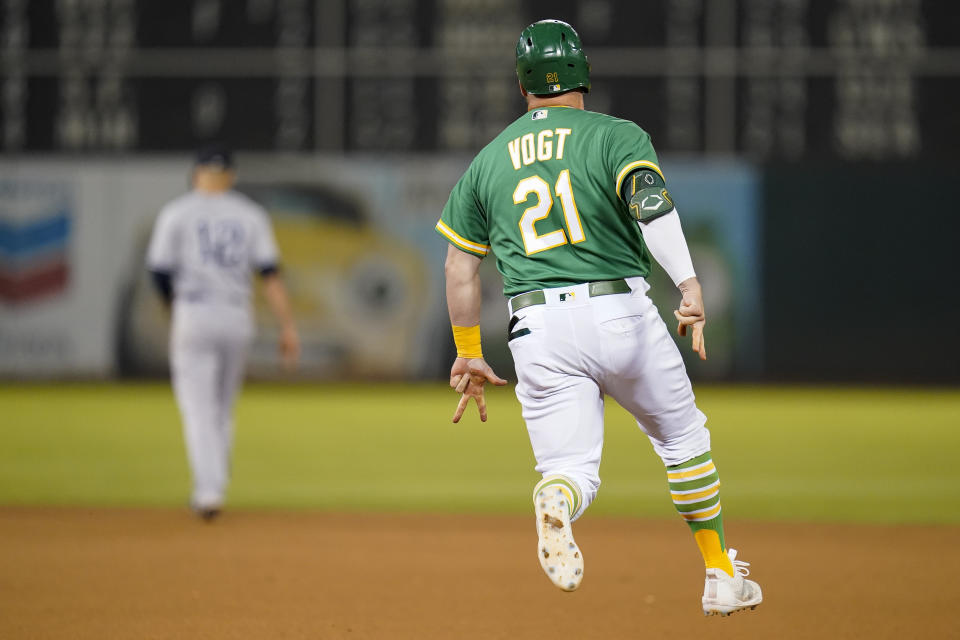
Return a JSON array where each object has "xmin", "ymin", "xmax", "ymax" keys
[{"xmin": 1, "ymin": 509, "xmax": 956, "ymax": 639}]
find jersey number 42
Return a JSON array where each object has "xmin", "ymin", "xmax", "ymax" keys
[
  {"xmin": 513, "ymin": 170, "xmax": 585, "ymax": 255},
  {"xmin": 197, "ymin": 220, "xmax": 246, "ymax": 268}
]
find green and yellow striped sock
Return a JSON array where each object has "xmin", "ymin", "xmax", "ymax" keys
[
  {"xmin": 533, "ymin": 475, "xmax": 582, "ymax": 520},
  {"xmin": 667, "ymin": 452, "xmax": 734, "ymax": 577}
]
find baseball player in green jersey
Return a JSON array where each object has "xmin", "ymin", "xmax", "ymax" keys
[{"xmin": 436, "ymin": 20, "xmax": 762, "ymax": 616}]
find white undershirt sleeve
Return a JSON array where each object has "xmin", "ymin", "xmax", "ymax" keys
[
  {"xmin": 639, "ymin": 207, "xmax": 696, "ymax": 286},
  {"xmin": 251, "ymin": 208, "xmax": 280, "ymax": 270}
]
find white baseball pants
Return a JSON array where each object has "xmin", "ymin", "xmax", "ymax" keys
[
  {"xmin": 170, "ymin": 303, "xmax": 253, "ymax": 509},
  {"xmin": 508, "ymin": 277, "xmax": 711, "ymax": 520}
]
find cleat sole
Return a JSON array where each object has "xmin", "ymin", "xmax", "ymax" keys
[{"xmin": 534, "ymin": 488, "xmax": 584, "ymax": 592}]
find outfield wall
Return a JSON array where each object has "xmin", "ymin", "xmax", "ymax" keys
[
  {"xmin": 0, "ymin": 155, "xmax": 760, "ymax": 381},
  {"xmin": 761, "ymin": 164, "xmax": 960, "ymax": 383},
  {"xmin": 3, "ymin": 156, "xmax": 955, "ymax": 382}
]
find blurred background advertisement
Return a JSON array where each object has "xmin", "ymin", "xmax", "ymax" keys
[{"xmin": 1, "ymin": 0, "xmax": 957, "ymax": 384}]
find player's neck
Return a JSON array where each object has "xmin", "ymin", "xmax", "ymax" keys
[
  {"xmin": 525, "ymin": 91, "xmax": 585, "ymax": 112},
  {"xmin": 193, "ymin": 170, "xmax": 235, "ymax": 194}
]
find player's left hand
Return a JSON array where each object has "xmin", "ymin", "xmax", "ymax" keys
[
  {"xmin": 674, "ymin": 277, "xmax": 707, "ymax": 361},
  {"xmin": 449, "ymin": 357, "xmax": 508, "ymax": 423}
]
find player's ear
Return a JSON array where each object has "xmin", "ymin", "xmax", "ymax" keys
[{"xmin": 518, "ymin": 80, "xmax": 528, "ymax": 98}]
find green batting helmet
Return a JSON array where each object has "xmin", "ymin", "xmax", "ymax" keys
[{"xmin": 516, "ymin": 19, "xmax": 591, "ymax": 96}]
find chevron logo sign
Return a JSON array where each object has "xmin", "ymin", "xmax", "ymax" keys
[{"xmin": 0, "ymin": 181, "xmax": 72, "ymax": 305}]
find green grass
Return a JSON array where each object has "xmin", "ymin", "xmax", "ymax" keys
[{"xmin": 1, "ymin": 383, "xmax": 958, "ymax": 524}]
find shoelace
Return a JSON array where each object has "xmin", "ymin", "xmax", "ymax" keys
[{"xmin": 728, "ymin": 548, "xmax": 751, "ymax": 577}]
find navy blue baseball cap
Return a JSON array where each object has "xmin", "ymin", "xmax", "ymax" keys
[{"xmin": 195, "ymin": 144, "xmax": 234, "ymax": 169}]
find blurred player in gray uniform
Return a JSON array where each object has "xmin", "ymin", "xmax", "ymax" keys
[{"xmin": 147, "ymin": 145, "xmax": 299, "ymax": 520}]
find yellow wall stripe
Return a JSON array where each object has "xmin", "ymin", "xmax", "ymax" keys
[
  {"xmin": 435, "ymin": 220, "xmax": 490, "ymax": 256},
  {"xmin": 614, "ymin": 160, "xmax": 665, "ymax": 196}
]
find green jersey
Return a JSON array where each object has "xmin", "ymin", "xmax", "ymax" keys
[{"xmin": 436, "ymin": 106, "xmax": 665, "ymax": 296}]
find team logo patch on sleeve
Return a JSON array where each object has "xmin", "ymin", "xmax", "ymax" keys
[
  {"xmin": 532, "ymin": 109, "xmax": 549, "ymax": 121},
  {"xmin": 622, "ymin": 167, "xmax": 675, "ymax": 224},
  {"xmin": 641, "ymin": 190, "xmax": 673, "ymax": 212},
  {"xmin": 630, "ymin": 187, "xmax": 676, "ymax": 223}
]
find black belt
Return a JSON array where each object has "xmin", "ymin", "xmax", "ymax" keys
[
  {"xmin": 508, "ymin": 279, "xmax": 632, "ymax": 341},
  {"xmin": 509, "ymin": 279, "xmax": 632, "ymax": 314}
]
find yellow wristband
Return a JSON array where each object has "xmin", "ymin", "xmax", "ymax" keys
[{"xmin": 452, "ymin": 325, "xmax": 483, "ymax": 359}]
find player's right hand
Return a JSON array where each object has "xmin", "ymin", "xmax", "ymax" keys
[
  {"xmin": 449, "ymin": 357, "xmax": 508, "ymax": 423},
  {"xmin": 279, "ymin": 325, "xmax": 300, "ymax": 370},
  {"xmin": 675, "ymin": 277, "xmax": 707, "ymax": 361}
]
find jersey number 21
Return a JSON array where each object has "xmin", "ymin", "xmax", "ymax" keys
[{"xmin": 513, "ymin": 169, "xmax": 585, "ymax": 255}]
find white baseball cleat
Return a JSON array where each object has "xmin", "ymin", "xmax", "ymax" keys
[
  {"xmin": 190, "ymin": 498, "xmax": 223, "ymax": 522},
  {"xmin": 534, "ymin": 486, "xmax": 584, "ymax": 592},
  {"xmin": 702, "ymin": 548, "xmax": 762, "ymax": 616}
]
